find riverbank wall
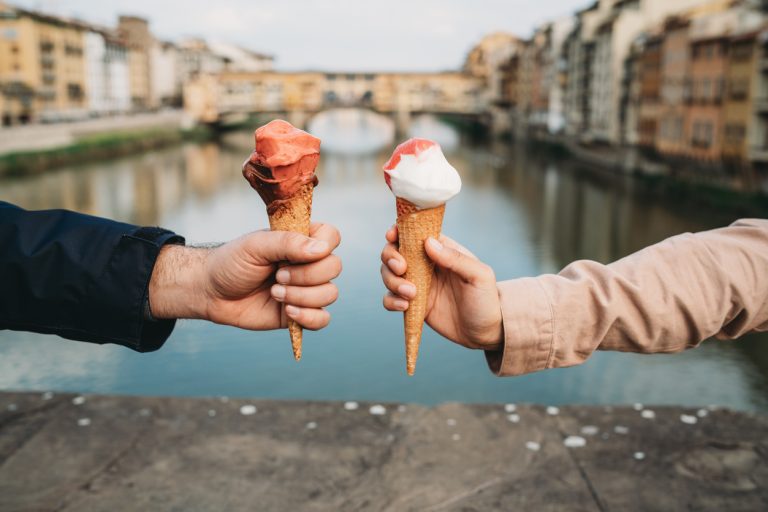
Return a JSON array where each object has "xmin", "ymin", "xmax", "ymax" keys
[
  {"xmin": 0, "ymin": 391, "xmax": 765, "ymax": 511},
  {"xmin": 0, "ymin": 111, "xmax": 217, "ymax": 177},
  {"xmin": 526, "ymin": 133, "xmax": 768, "ymax": 217}
]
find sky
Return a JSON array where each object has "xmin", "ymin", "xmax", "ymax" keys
[{"xmin": 14, "ymin": 0, "xmax": 589, "ymax": 71}]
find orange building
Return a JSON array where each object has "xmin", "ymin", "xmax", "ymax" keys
[
  {"xmin": 686, "ymin": 34, "xmax": 729, "ymax": 162},
  {"xmin": 722, "ymin": 30, "xmax": 759, "ymax": 166},
  {"xmin": 656, "ymin": 17, "xmax": 691, "ymax": 158},
  {"xmin": 636, "ymin": 35, "xmax": 663, "ymax": 149}
]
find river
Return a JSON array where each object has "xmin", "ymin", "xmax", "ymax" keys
[{"xmin": 1, "ymin": 110, "xmax": 766, "ymax": 411}]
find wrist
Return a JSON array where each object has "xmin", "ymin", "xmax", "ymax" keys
[{"xmin": 148, "ymin": 245, "xmax": 210, "ymax": 320}]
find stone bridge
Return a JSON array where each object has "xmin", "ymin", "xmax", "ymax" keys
[{"xmin": 183, "ymin": 71, "xmax": 490, "ymax": 133}]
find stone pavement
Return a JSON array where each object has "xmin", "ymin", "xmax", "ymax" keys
[{"xmin": 0, "ymin": 392, "xmax": 765, "ymax": 511}]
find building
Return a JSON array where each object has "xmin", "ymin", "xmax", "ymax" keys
[
  {"xmin": 633, "ymin": 34, "xmax": 664, "ymax": 149},
  {"xmin": 516, "ymin": 27, "xmax": 553, "ymax": 134},
  {"xmin": 463, "ymin": 32, "xmax": 523, "ymax": 134},
  {"xmin": 722, "ymin": 29, "xmax": 759, "ymax": 166},
  {"xmin": 687, "ymin": 23, "xmax": 730, "ymax": 162},
  {"xmin": 0, "ymin": 2, "xmax": 91, "ymax": 124},
  {"xmin": 178, "ymin": 38, "xmax": 227, "ymax": 81},
  {"xmin": 563, "ymin": 2, "xmax": 603, "ymax": 138},
  {"xmin": 655, "ymin": 17, "xmax": 692, "ymax": 158},
  {"xmin": 749, "ymin": 29, "xmax": 768, "ymax": 183},
  {"xmin": 151, "ymin": 41, "xmax": 181, "ymax": 107},
  {"xmin": 207, "ymin": 41, "xmax": 273, "ymax": 72},
  {"xmin": 118, "ymin": 15, "xmax": 154, "ymax": 109},
  {"xmin": 546, "ymin": 17, "xmax": 576, "ymax": 134},
  {"xmin": 84, "ymin": 29, "xmax": 130, "ymax": 115}
]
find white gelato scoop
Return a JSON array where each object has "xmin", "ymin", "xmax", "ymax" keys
[{"xmin": 383, "ymin": 138, "xmax": 461, "ymax": 209}]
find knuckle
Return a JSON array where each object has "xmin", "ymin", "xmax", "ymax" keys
[
  {"xmin": 287, "ymin": 286, "xmax": 304, "ymax": 302},
  {"xmin": 327, "ymin": 285, "xmax": 339, "ymax": 303}
]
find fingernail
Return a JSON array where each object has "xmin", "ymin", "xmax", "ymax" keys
[
  {"xmin": 398, "ymin": 283, "xmax": 417, "ymax": 298},
  {"xmin": 387, "ymin": 258, "xmax": 401, "ymax": 273},
  {"xmin": 306, "ymin": 240, "xmax": 328, "ymax": 254},
  {"xmin": 271, "ymin": 284, "xmax": 286, "ymax": 301},
  {"xmin": 427, "ymin": 238, "xmax": 442, "ymax": 251},
  {"xmin": 285, "ymin": 305, "xmax": 300, "ymax": 317},
  {"xmin": 394, "ymin": 299, "xmax": 409, "ymax": 311},
  {"xmin": 276, "ymin": 269, "xmax": 290, "ymax": 284}
]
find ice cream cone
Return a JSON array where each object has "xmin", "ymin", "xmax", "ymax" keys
[
  {"xmin": 267, "ymin": 182, "xmax": 314, "ymax": 361},
  {"xmin": 396, "ymin": 197, "xmax": 445, "ymax": 375},
  {"xmin": 243, "ymin": 119, "xmax": 321, "ymax": 362}
]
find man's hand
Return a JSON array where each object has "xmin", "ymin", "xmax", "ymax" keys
[
  {"xmin": 380, "ymin": 226, "xmax": 502, "ymax": 350},
  {"xmin": 149, "ymin": 223, "xmax": 342, "ymax": 331}
]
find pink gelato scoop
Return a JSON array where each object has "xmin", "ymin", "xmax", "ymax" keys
[{"xmin": 242, "ymin": 119, "xmax": 320, "ymax": 209}]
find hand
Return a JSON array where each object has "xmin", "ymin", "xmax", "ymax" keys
[
  {"xmin": 149, "ymin": 223, "xmax": 342, "ymax": 331},
  {"xmin": 380, "ymin": 226, "xmax": 503, "ymax": 350}
]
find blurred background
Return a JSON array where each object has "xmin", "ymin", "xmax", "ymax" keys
[{"xmin": 1, "ymin": 0, "xmax": 767, "ymax": 411}]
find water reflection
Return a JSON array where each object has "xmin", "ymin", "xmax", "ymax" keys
[
  {"xmin": 0, "ymin": 113, "xmax": 766, "ymax": 411},
  {"xmin": 309, "ymin": 108, "xmax": 394, "ymax": 154}
]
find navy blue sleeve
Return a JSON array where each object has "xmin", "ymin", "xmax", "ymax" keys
[{"xmin": 0, "ymin": 201, "xmax": 185, "ymax": 352}]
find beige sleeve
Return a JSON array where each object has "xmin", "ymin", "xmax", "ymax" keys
[{"xmin": 486, "ymin": 219, "xmax": 768, "ymax": 377}]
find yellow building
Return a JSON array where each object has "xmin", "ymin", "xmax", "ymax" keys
[
  {"xmin": 0, "ymin": 2, "xmax": 88, "ymax": 124},
  {"xmin": 118, "ymin": 16, "xmax": 153, "ymax": 109}
]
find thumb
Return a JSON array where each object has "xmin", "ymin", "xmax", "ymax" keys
[
  {"xmin": 424, "ymin": 237, "xmax": 489, "ymax": 284},
  {"xmin": 244, "ymin": 230, "xmax": 330, "ymax": 265}
]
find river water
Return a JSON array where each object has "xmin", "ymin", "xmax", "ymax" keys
[{"xmin": 1, "ymin": 110, "xmax": 766, "ymax": 411}]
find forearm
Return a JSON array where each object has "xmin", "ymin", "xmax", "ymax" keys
[
  {"xmin": 0, "ymin": 201, "xmax": 183, "ymax": 351},
  {"xmin": 488, "ymin": 219, "xmax": 768, "ymax": 376}
]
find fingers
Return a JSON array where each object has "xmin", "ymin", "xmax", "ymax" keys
[
  {"xmin": 309, "ymin": 222, "xmax": 342, "ymax": 251},
  {"xmin": 380, "ymin": 242, "xmax": 406, "ymax": 276},
  {"xmin": 424, "ymin": 237, "xmax": 494, "ymax": 285},
  {"xmin": 271, "ymin": 282, "xmax": 338, "ymax": 308},
  {"xmin": 380, "ymin": 264, "xmax": 416, "ymax": 299},
  {"xmin": 276, "ymin": 255, "xmax": 342, "ymax": 286},
  {"xmin": 385, "ymin": 224, "xmax": 398, "ymax": 244},
  {"xmin": 243, "ymin": 223, "xmax": 341, "ymax": 265},
  {"xmin": 285, "ymin": 305, "xmax": 330, "ymax": 330},
  {"xmin": 383, "ymin": 292, "xmax": 409, "ymax": 312}
]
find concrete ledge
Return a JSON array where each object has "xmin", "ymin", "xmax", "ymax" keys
[{"xmin": 0, "ymin": 392, "xmax": 766, "ymax": 511}]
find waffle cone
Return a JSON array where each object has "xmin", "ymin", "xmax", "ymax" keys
[
  {"xmin": 267, "ymin": 182, "xmax": 314, "ymax": 361},
  {"xmin": 396, "ymin": 197, "xmax": 445, "ymax": 375}
]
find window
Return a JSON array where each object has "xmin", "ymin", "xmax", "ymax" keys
[
  {"xmin": 731, "ymin": 42, "xmax": 753, "ymax": 61},
  {"xmin": 730, "ymin": 79, "xmax": 748, "ymax": 100},
  {"xmin": 724, "ymin": 123, "xmax": 746, "ymax": 142},
  {"xmin": 692, "ymin": 120, "xmax": 713, "ymax": 148},
  {"xmin": 67, "ymin": 83, "xmax": 83, "ymax": 100},
  {"xmin": 714, "ymin": 77, "xmax": 724, "ymax": 101}
]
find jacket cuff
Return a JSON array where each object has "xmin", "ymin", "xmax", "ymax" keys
[
  {"xmin": 95, "ymin": 227, "xmax": 184, "ymax": 352},
  {"xmin": 485, "ymin": 277, "xmax": 555, "ymax": 376}
]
